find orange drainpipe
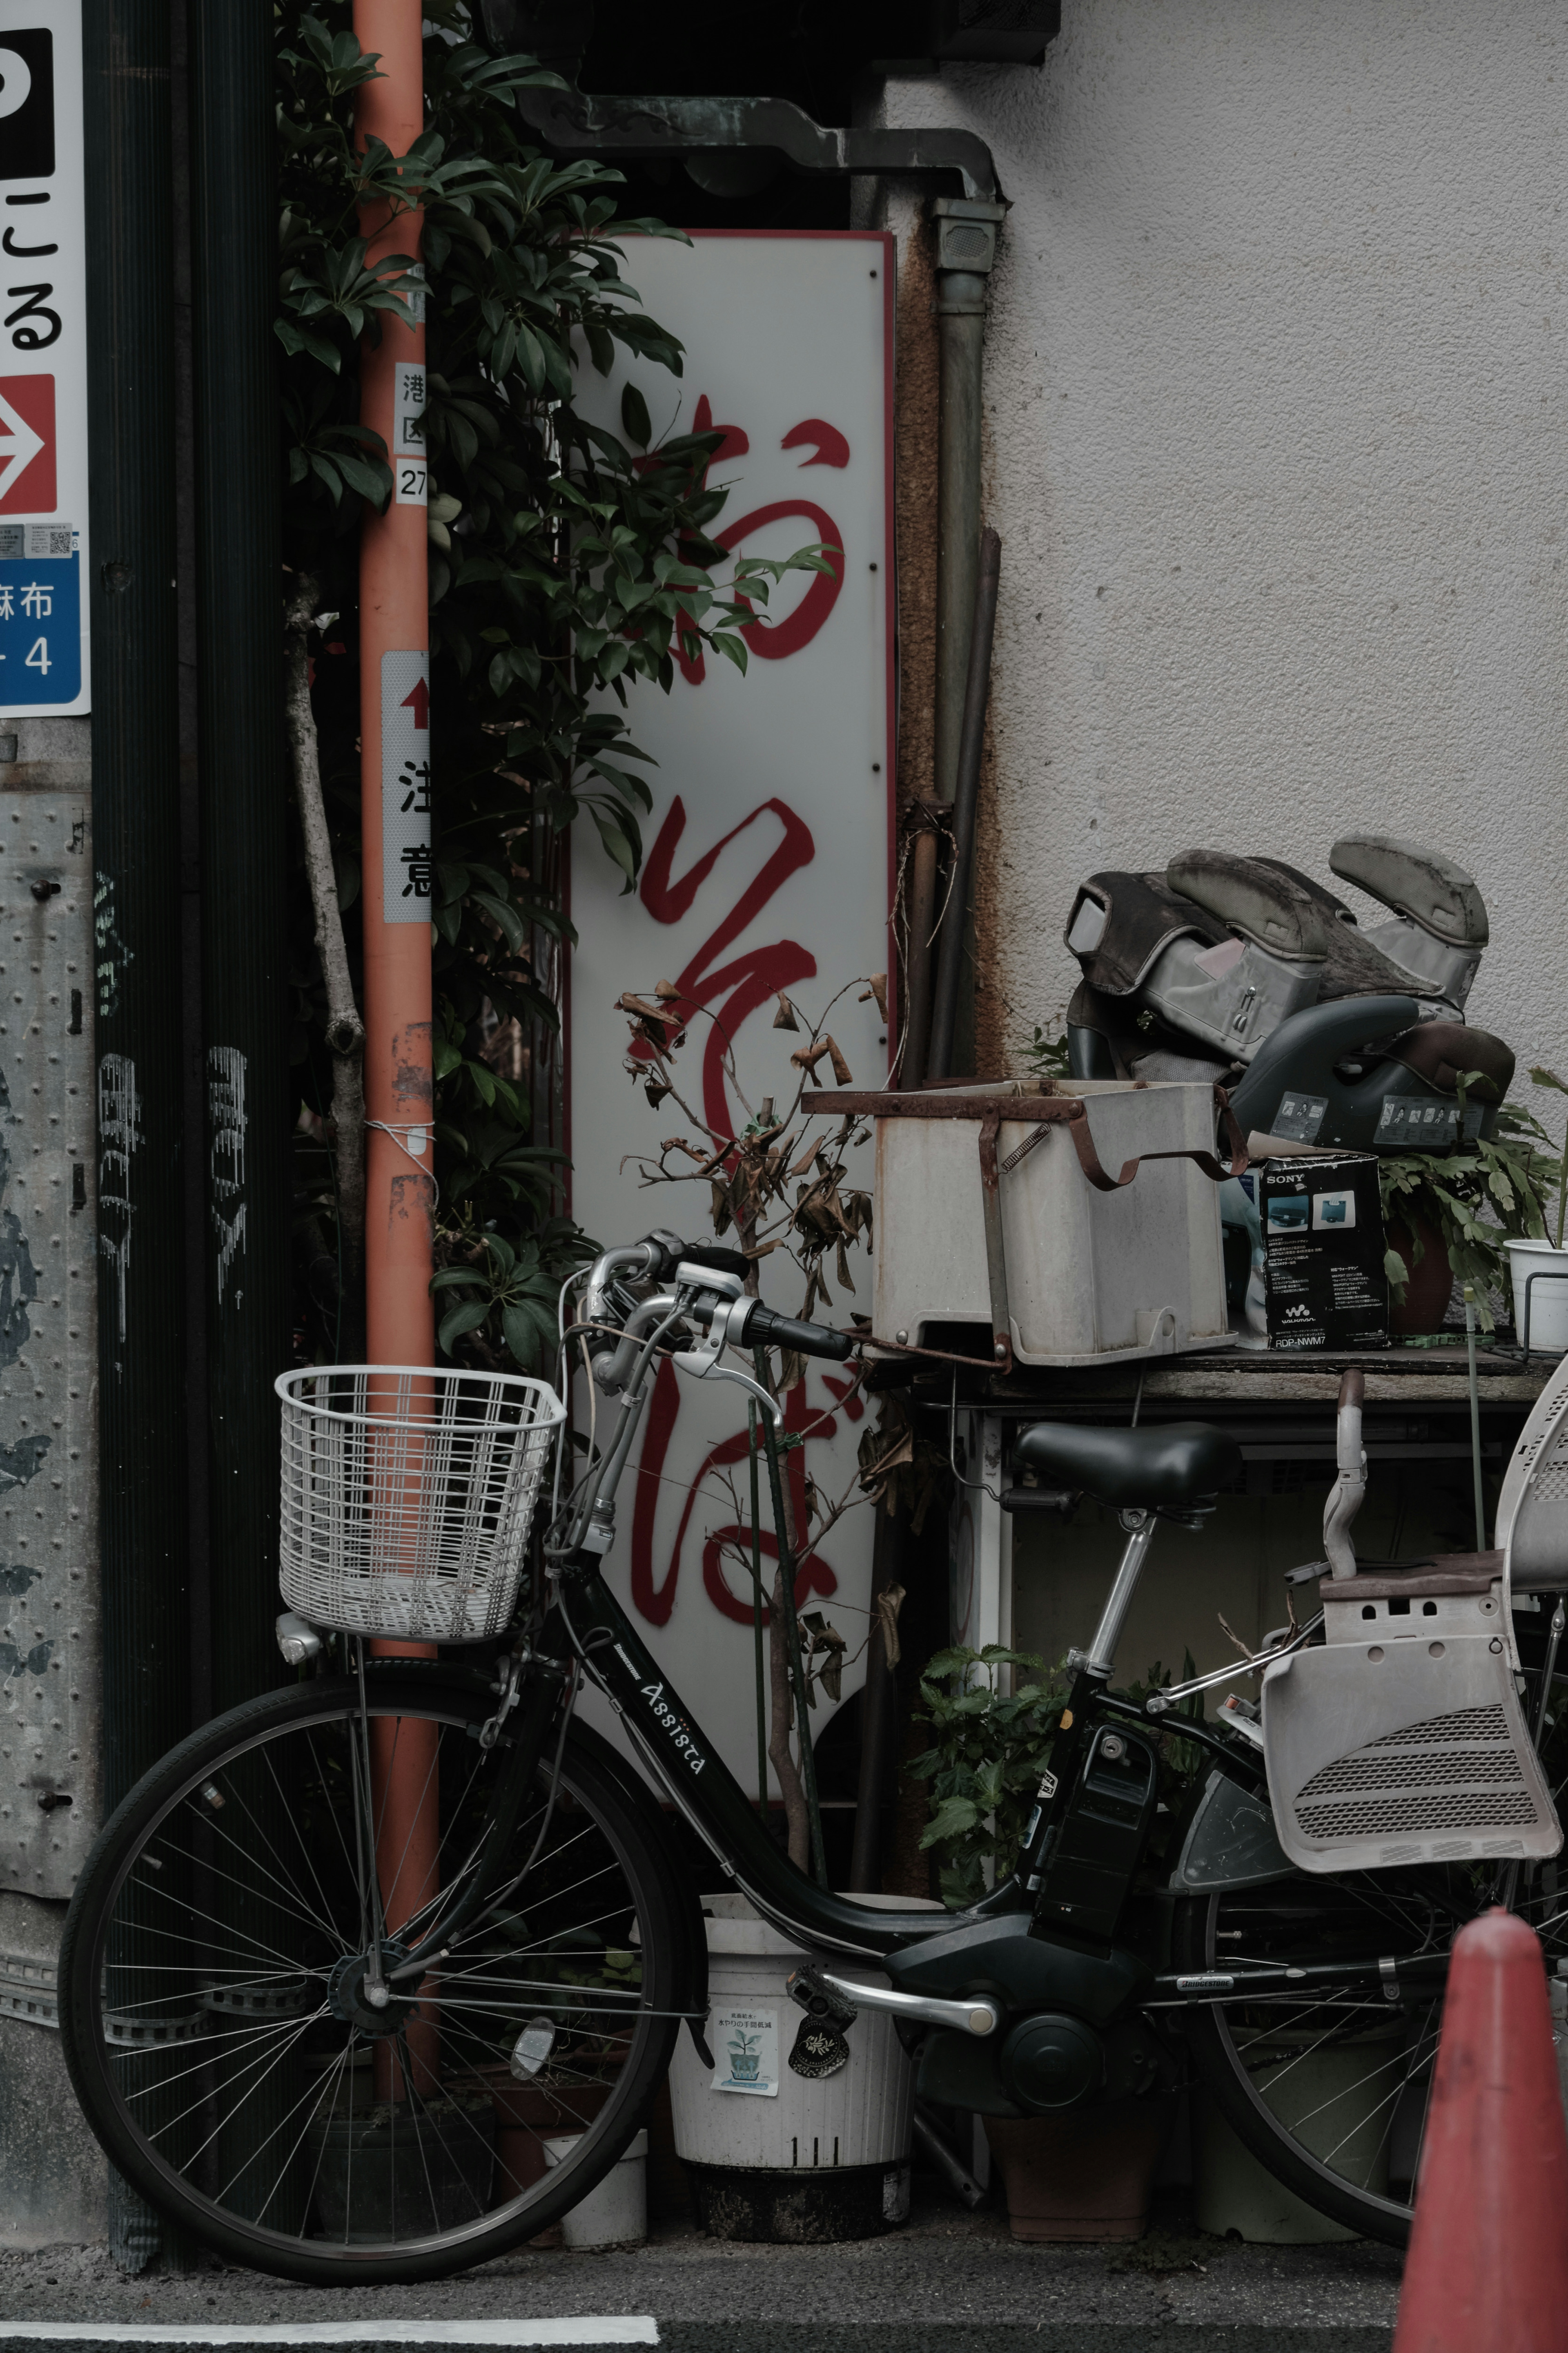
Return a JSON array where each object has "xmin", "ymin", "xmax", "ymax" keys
[{"xmin": 355, "ymin": 0, "xmax": 439, "ymax": 2097}]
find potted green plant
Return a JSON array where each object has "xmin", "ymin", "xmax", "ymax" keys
[
  {"xmin": 908, "ymin": 1648, "xmax": 1201, "ymax": 2240},
  {"xmin": 1379, "ymin": 1090, "xmax": 1555, "ymax": 1335}
]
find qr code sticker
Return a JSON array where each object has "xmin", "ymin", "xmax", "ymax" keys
[{"xmin": 27, "ymin": 525, "xmax": 73, "ymax": 558}]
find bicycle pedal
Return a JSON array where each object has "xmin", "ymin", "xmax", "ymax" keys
[
  {"xmin": 785, "ymin": 1966, "xmax": 856, "ymax": 2079},
  {"xmin": 785, "ymin": 1961, "xmax": 859, "ymax": 2030}
]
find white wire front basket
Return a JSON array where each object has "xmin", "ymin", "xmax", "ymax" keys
[{"xmin": 276, "ymin": 1365, "xmax": 565, "ymax": 1644}]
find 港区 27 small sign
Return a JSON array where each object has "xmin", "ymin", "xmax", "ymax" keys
[{"xmin": 0, "ymin": 4, "xmax": 89, "ymax": 717}]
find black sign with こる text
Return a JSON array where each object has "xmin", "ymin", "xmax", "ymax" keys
[{"xmin": 0, "ymin": 31, "xmax": 53, "ymax": 181}]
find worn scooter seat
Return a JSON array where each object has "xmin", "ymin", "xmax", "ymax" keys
[
  {"xmin": 1014, "ymin": 1420, "xmax": 1242, "ymax": 1510},
  {"xmin": 1329, "ymin": 835, "xmax": 1488, "ymax": 947}
]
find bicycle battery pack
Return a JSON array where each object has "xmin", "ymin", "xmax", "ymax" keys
[{"xmin": 1030, "ymin": 1724, "xmax": 1160, "ymax": 1941}]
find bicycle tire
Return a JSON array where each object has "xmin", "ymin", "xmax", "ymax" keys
[
  {"xmin": 1173, "ymin": 1877, "xmax": 1438, "ymax": 2246},
  {"xmin": 59, "ymin": 1670, "xmax": 688, "ymax": 2285}
]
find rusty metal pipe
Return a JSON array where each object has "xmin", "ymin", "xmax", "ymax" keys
[
  {"xmin": 901, "ymin": 814, "xmax": 941, "ymax": 1086},
  {"xmin": 928, "ymin": 528, "xmax": 1001, "ymax": 1083},
  {"xmin": 905, "ymin": 199, "xmax": 1004, "ymax": 1086}
]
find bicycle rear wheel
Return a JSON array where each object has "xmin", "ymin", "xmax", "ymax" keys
[
  {"xmin": 59, "ymin": 1670, "xmax": 688, "ymax": 2284},
  {"xmin": 1174, "ymin": 1860, "xmax": 1568, "ymax": 2245}
]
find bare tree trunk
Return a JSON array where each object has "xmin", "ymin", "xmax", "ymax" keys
[
  {"xmin": 739, "ymin": 1210, "xmax": 811, "ymax": 1871},
  {"xmin": 283, "ymin": 575, "xmax": 367, "ymax": 1352}
]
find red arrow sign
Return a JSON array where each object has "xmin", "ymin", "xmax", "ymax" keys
[
  {"xmin": 401, "ymin": 676, "xmax": 430, "ymax": 729},
  {"xmin": 0, "ymin": 377, "xmax": 54, "ymax": 514}
]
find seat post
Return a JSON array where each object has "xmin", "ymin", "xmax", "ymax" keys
[{"xmin": 1074, "ymin": 1510, "xmax": 1159, "ymax": 1679}]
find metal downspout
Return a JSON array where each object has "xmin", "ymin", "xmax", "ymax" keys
[
  {"xmin": 85, "ymin": 0, "xmax": 191, "ymax": 2271},
  {"xmin": 85, "ymin": 0, "xmax": 189, "ymax": 1836},
  {"xmin": 907, "ymin": 197, "xmax": 1004, "ymax": 1086}
]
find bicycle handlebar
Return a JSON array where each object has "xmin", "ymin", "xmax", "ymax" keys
[{"xmin": 743, "ymin": 1303, "xmax": 854, "ymax": 1362}]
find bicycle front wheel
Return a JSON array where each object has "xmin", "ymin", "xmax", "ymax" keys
[{"xmin": 59, "ymin": 1670, "xmax": 687, "ymax": 2284}]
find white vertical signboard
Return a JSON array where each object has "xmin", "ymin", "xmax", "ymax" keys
[
  {"xmin": 0, "ymin": 2, "xmax": 88, "ymax": 718},
  {"xmin": 569, "ymin": 232, "xmax": 894, "ymax": 1794}
]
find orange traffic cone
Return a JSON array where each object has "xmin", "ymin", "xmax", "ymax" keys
[{"xmin": 1393, "ymin": 1906, "xmax": 1568, "ymax": 2352}]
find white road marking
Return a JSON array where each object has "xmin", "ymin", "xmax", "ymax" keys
[{"xmin": 0, "ymin": 2326, "xmax": 659, "ymax": 2348}]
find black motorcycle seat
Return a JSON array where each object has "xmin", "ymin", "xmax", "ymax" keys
[{"xmin": 1013, "ymin": 1420, "xmax": 1243, "ymax": 1510}]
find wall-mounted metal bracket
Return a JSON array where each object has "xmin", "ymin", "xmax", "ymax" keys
[{"xmin": 512, "ymin": 83, "xmax": 1002, "ymax": 203}]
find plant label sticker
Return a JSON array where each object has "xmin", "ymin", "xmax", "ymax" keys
[{"xmin": 710, "ymin": 2001, "xmax": 780, "ymax": 2097}]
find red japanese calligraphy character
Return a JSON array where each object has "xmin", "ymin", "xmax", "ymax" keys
[
  {"xmin": 628, "ymin": 1358, "xmax": 840, "ymax": 1628},
  {"xmin": 669, "ymin": 397, "xmax": 848, "ymax": 685},
  {"xmin": 635, "ymin": 793, "xmax": 817, "ymax": 1144}
]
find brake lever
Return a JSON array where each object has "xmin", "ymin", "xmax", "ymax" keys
[
  {"xmin": 672, "ymin": 1297, "xmax": 783, "ymax": 1424},
  {"xmin": 681, "ymin": 1356, "xmax": 783, "ymax": 1423}
]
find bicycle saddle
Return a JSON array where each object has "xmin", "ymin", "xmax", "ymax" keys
[{"xmin": 1013, "ymin": 1420, "xmax": 1242, "ymax": 1510}]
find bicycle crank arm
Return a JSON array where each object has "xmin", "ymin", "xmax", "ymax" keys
[
  {"xmin": 1146, "ymin": 1951, "xmax": 1450, "ymax": 2005},
  {"xmin": 818, "ymin": 1974, "xmax": 1001, "ymax": 2037}
]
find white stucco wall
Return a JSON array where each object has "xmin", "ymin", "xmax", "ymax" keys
[{"xmin": 876, "ymin": 0, "xmax": 1568, "ymax": 1097}]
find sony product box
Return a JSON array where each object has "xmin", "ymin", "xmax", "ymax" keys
[{"xmin": 1259, "ymin": 1154, "xmax": 1388, "ymax": 1350}]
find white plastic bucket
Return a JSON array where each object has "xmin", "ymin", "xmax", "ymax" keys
[
  {"xmin": 668, "ymin": 1891, "xmax": 926, "ymax": 2221},
  {"xmin": 542, "ymin": 2127, "xmax": 647, "ymax": 2249},
  {"xmin": 1508, "ymin": 1240, "xmax": 1568, "ymax": 1357}
]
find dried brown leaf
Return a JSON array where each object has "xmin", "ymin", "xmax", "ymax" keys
[
  {"xmin": 873, "ymin": 1582, "xmax": 906, "ymax": 1669},
  {"xmin": 773, "ymin": 993, "xmax": 800, "ymax": 1032}
]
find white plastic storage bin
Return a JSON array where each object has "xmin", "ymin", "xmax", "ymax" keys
[
  {"xmin": 858, "ymin": 1080, "xmax": 1233, "ymax": 1369},
  {"xmin": 543, "ymin": 2128, "xmax": 648, "ymax": 2249},
  {"xmin": 669, "ymin": 1895, "xmax": 927, "ymax": 2242}
]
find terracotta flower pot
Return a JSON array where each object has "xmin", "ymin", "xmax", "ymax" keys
[
  {"xmin": 479, "ymin": 2067, "xmax": 617, "ymax": 2198},
  {"xmin": 984, "ymin": 2094, "xmax": 1177, "ymax": 2242},
  {"xmin": 1388, "ymin": 1213, "xmax": 1453, "ymax": 1336}
]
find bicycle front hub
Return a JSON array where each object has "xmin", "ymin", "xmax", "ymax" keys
[{"xmin": 327, "ymin": 1943, "xmax": 420, "ymax": 2036}]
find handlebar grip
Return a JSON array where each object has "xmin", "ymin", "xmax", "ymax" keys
[{"xmin": 746, "ymin": 1305, "xmax": 854, "ymax": 1362}]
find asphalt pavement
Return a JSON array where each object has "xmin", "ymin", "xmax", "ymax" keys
[{"xmin": 0, "ymin": 2196, "xmax": 1401, "ymax": 2352}]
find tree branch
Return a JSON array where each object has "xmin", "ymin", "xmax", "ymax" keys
[{"xmin": 283, "ymin": 573, "xmax": 367, "ymax": 1350}]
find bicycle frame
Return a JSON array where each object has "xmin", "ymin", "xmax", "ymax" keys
[{"xmin": 381, "ymin": 1250, "xmax": 1480, "ymax": 2007}]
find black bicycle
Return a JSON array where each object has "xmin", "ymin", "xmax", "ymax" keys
[{"xmin": 58, "ymin": 1234, "xmax": 1568, "ymax": 2279}]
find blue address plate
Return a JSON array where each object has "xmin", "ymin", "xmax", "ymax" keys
[{"xmin": 0, "ymin": 555, "xmax": 82, "ymax": 707}]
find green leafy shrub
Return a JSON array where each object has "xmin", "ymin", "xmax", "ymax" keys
[
  {"xmin": 908, "ymin": 1646, "xmax": 1069, "ymax": 1909},
  {"xmin": 909, "ymin": 1644, "xmax": 1210, "ymax": 1907},
  {"xmin": 276, "ymin": 4, "xmax": 818, "ymax": 1360},
  {"xmin": 1379, "ymin": 1092, "xmax": 1555, "ymax": 1328}
]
